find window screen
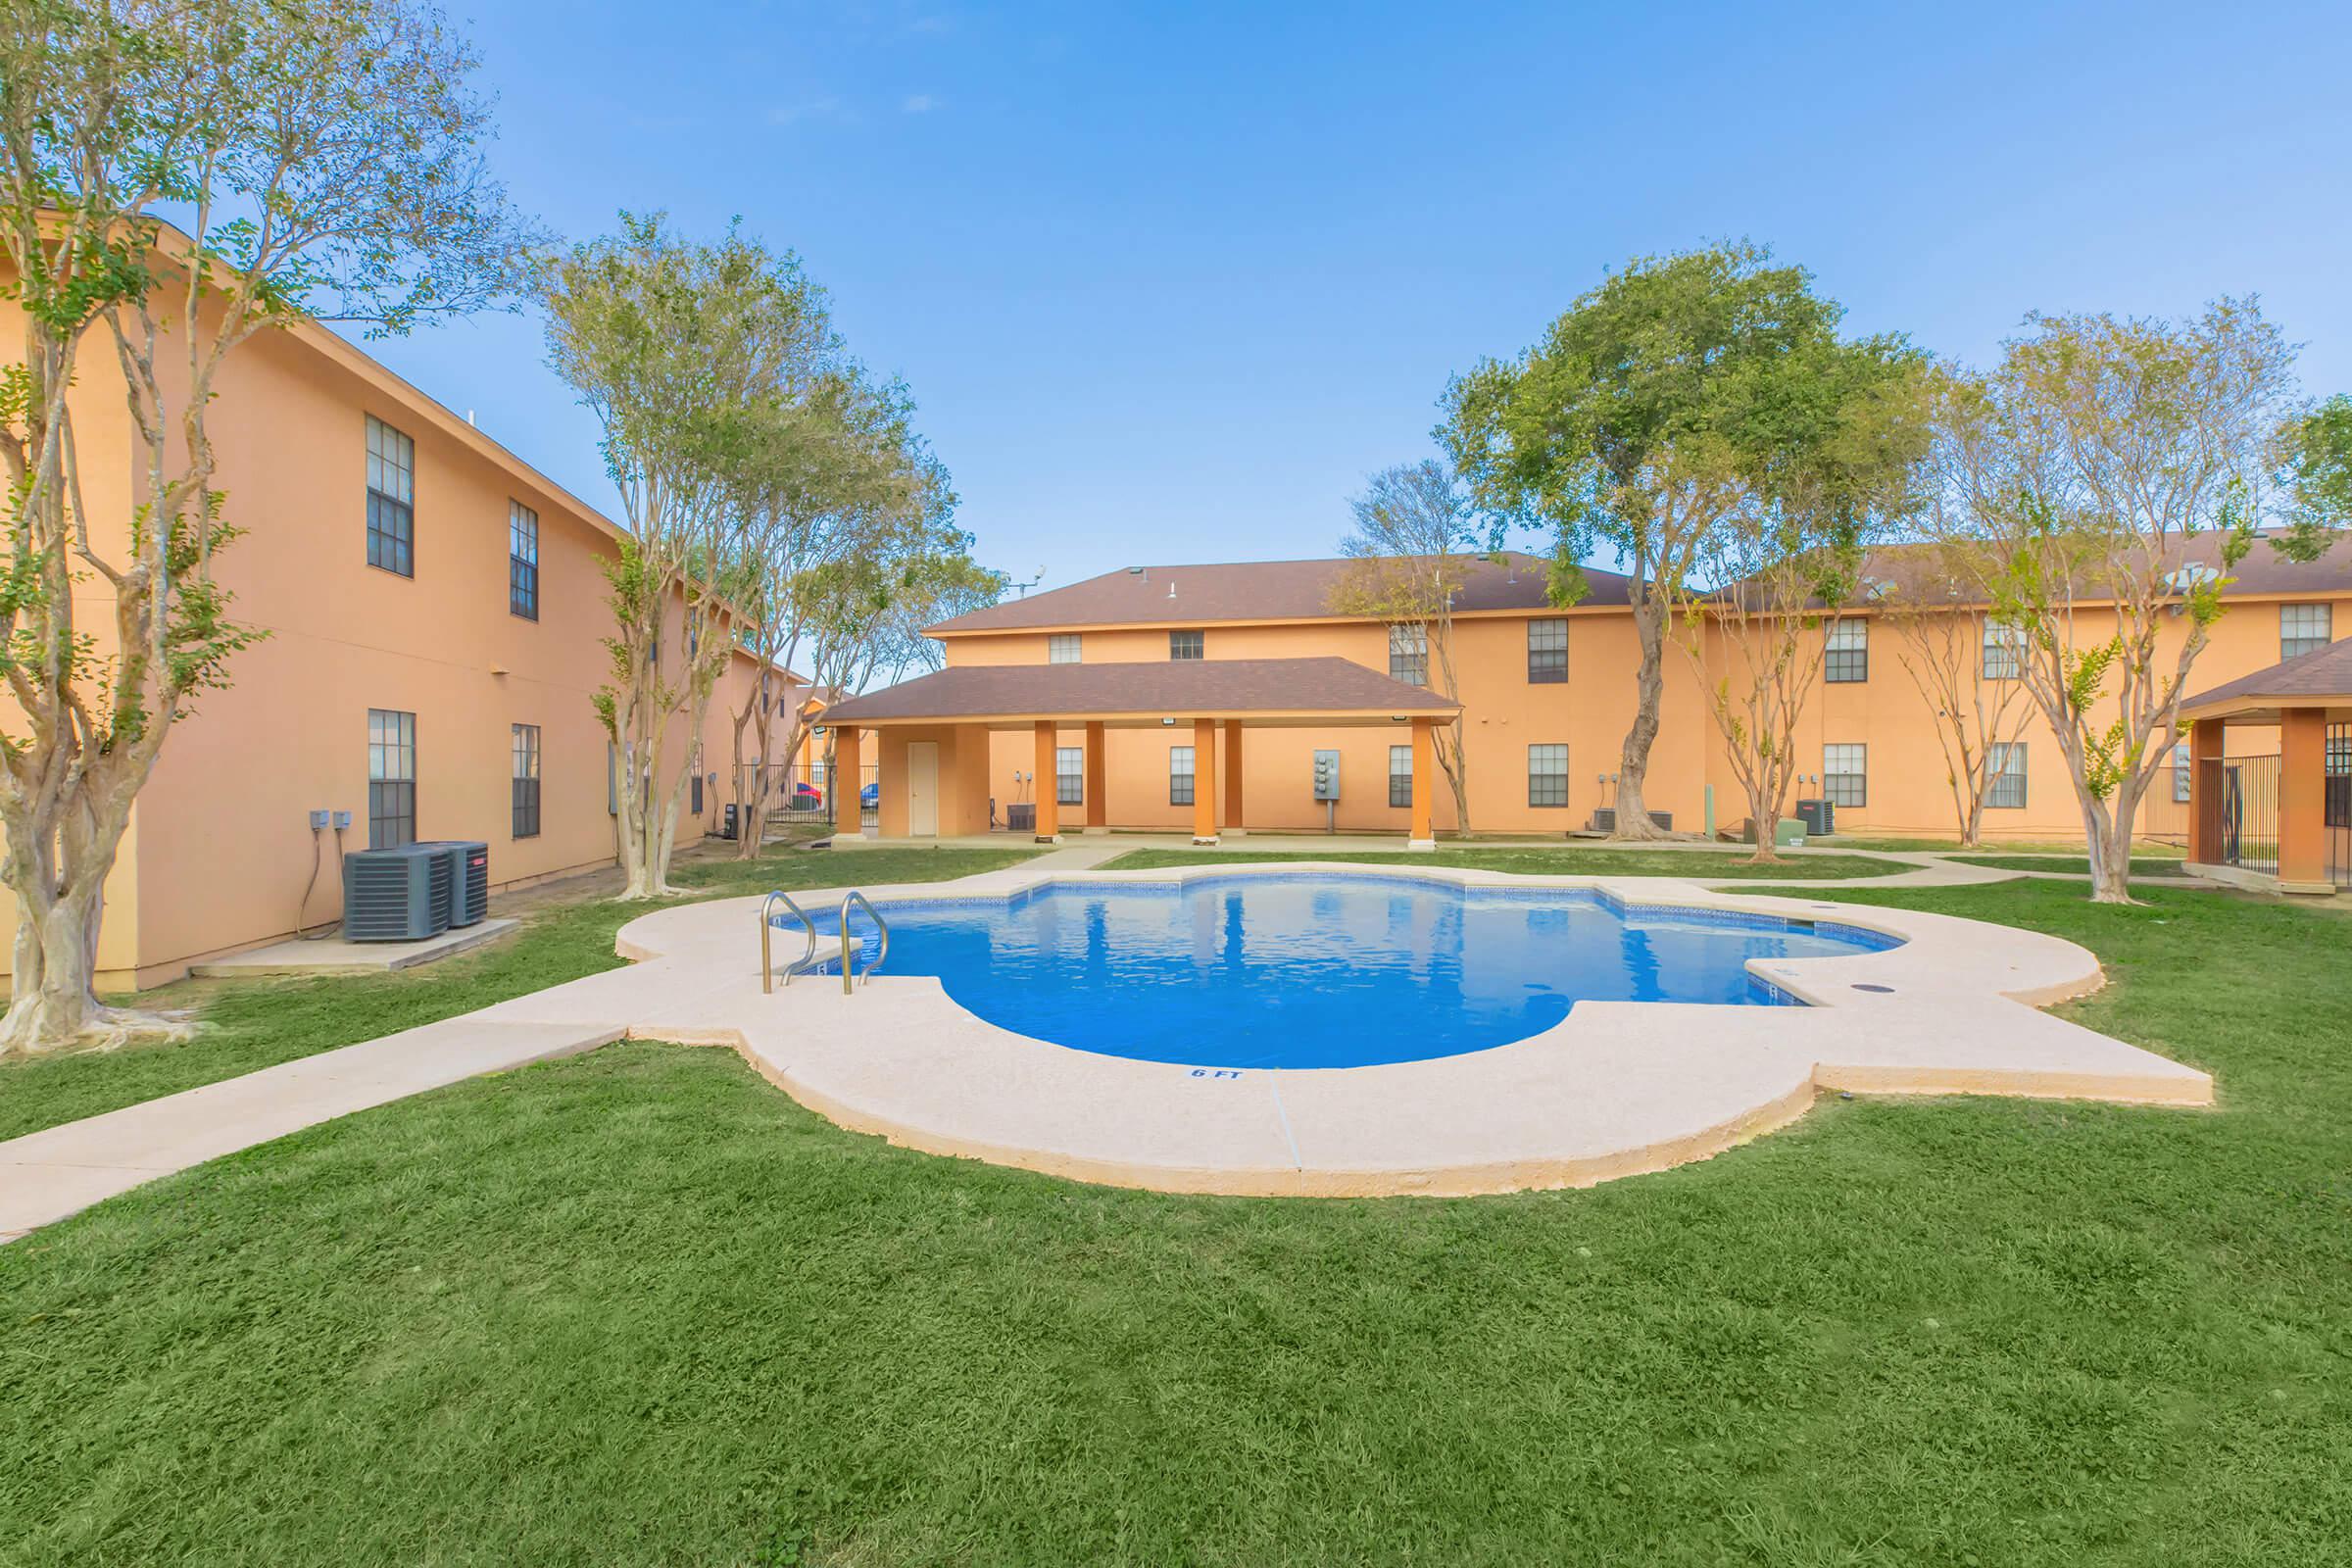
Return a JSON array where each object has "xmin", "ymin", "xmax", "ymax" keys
[
  {"xmin": 1056, "ymin": 746, "xmax": 1083, "ymax": 806},
  {"xmin": 1168, "ymin": 745, "xmax": 1195, "ymax": 806},
  {"xmin": 366, "ymin": 416, "xmax": 415, "ymax": 576},
  {"xmin": 2281, "ymin": 603, "xmax": 2332, "ymax": 662},
  {"xmin": 1389, "ymin": 745, "xmax": 1412, "ymax": 808},
  {"xmin": 1824, "ymin": 618, "xmax": 1868, "ymax": 683},
  {"xmin": 368, "ymin": 708, "xmax": 416, "ymax": 848},
  {"xmin": 1390, "ymin": 623, "xmax": 1428, "ymax": 685},
  {"xmin": 1983, "ymin": 621, "xmax": 2027, "ymax": 680},
  {"xmin": 1986, "ymin": 743, "xmax": 2028, "ymax": 808},
  {"xmin": 1048, "ymin": 634, "xmax": 1081, "ymax": 664},
  {"xmin": 1168, "ymin": 629, "xmax": 1203, "ymax": 661},
  {"xmin": 512, "ymin": 723, "xmax": 542, "ymax": 838},
  {"xmin": 1527, "ymin": 617, "xmax": 1567, "ymax": 683},
  {"xmin": 1823, "ymin": 743, "xmax": 1867, "ymax": 808},
  {"xmin": 1528, "ymin": 744, "xmax": 1569, "ymax": 808},
  {"xmin": 509, "ymin": 501, "xmax": 539, "ymax": 619}
]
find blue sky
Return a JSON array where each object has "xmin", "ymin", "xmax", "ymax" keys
[{"xmin": 363, "ymin": 1, "xmax": 2352, "ymax": 590}]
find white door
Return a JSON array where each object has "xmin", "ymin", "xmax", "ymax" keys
[{"xmin": 906, "ymin": 741, "xmax": 939, "ymax": 836}]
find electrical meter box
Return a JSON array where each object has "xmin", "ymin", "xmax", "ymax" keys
[{"xmin": 1311, "ymin": 750, "xmax": 1341, "ymax": 802}]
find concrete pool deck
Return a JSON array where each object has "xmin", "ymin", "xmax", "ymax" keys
[{"xmin": 0, "ymin": 851, "xmax": 2214, "ymax": 1235}]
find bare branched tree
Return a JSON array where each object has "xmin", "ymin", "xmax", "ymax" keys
[{"xmin": 1327, "ymin": 460, "xmax": 1481, "ymax": 836}]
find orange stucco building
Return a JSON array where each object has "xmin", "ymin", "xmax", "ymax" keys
[
  {"xmin": 1, "ymin": 292, "xmax": 792, "ymax": 988},
  {"xmin": 832, "ymin": 549, "xmax": 2352, "ymax": 849}
]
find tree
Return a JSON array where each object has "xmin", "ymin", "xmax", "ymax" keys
[
  {"xmin": 1326, "ymin": 460, "xmax": 1481, "ymax": 837},
  {"xmin": 2274, "ymin": 392, "xmax": 2351, "ymax": 563},
  {"xmin": 1874, "ymin": 551, "xmax": 2036, "ymax": 848},
  {"xmin": 1670, "ymin": 341, "xmax": 1927, "ymax": 861},
  {"xmin": 1444, "ymin": 242, "xmax": 1894, "ymax": 839},
  {"xmin": 1926, "ymin": 302, "xmax": 2300, "ymax": 903},
  {"xmin": 0, "ymin": 0, "xmax": 533, "ymax": 1054},
  {"xmin": 542, "ymin": 214, "xmax": 836, "ymax": 897},
  {"xmin": 721, "ymin": 368, "xmax": 919, "ymax": 858}
]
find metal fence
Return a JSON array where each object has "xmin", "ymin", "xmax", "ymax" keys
[
  {"xmin": 2330, "ymin": 722, "xmax": 2351, "ymax": 889},
  {"xmin": 726, "ymin": 761, "xmax": 878, "ymax": 839},
  {"xmin": 2197, "ymin": 754, "xmax": 2280, "ymax": 873}
]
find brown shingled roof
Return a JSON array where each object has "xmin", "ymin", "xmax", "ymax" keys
[
  {"xmin": 2180, "ymin": 636, "xmax": 2352, "ymax": 719},
  {"xmin": 822, "ymin": 658, "xmax": 1461, "ymax": 725},
  {"xmin": 928, "ymin": 552, "xmax": 1628, "ymax": 634}
]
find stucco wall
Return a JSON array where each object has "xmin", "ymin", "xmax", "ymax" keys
[
  {"xmin": 944, "ymin": 593, "xmax": 2348, "ymax": 842},
  {"xmin": 0, "ymin": 286, "xmax": 784, "ymax": 988}
]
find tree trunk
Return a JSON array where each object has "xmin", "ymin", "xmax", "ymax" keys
[
  {"xmin": 2080, "ymin": 794, "xmax": 2135, "ymax": 905},
  {"xmin": 1612, "ymin": 596, "xmax": 1672, "ymax": 841}
]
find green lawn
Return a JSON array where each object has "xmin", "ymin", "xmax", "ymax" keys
[
  {"xmin": 0, "ymin": 845, "xmax": 1032, "ymax": 1146},
  {"xmin": 1949, "ymin": 854, "xmax": 2192, "ymax": 876},
  {"xmin": 1098, "ymin": 846, "xmax": 1910, "ymax": 879},
  {"xmin": 5, "ymin": 880, "xmax": 2347, "ymax": 1563}
]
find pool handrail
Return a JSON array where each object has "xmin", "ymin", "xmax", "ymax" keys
[
  {"xmin": 760, "ymin": 890, "xmax": 818, "ymax": 993},
  {"xmin": 838, "ymin": 890, "xmax": 889, "ymax": 995}
]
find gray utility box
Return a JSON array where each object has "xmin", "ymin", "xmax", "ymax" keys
[
  {"xmin": 342, "ymin": 844, "xmax": 451, "ymax": 942},
  {"xmin": 1311, "ymin": 750, "xmax": 1341, "ymax": 801},
  {"xmin": 418, "ymin": 840, "xmax": 490, "ymax": 927}
]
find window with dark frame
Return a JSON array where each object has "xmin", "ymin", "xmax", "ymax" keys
[
  {"xmin": 509, "ymin": 501, "xmax": 539, "ymax": 619},
  {"xmin": 1528, "ymin": 743, "xmax": 1569, "ymax": 808},
  {"xmin": 1169, "ymin": 629, "xmax": 1203, "ymax": 661},
  {"xmin": 365, "ymin": 416, "xmax": 415, "ymax": 577},
  {"xmin": 512, "ymin": 723, "xmax": 542, "ymax": 838},
  {"xmin": 1823, "ymin": 743, "xmax": 1867, "ymax": 808},
  {"xmin": 1390, "ymin": 622, "xmax": 1428, "ymax": 685},
  {"xmin": 1056, "ymin": 746, "xmax": 1083, "ymax": 806},
  {"xmin": 1389, "ymin": 744, "xmax": 1412, "ymax": 808},
  {"xmin": 1168, "ymin": 745, "xmax": 1195, "ymax": 806},
  {"xmin": 1048, "ymin": 633, "xmax": 1082, "ymax": 664},
  {"xmin": 1986, "ymin": 742, "xmax": 2028, "ymax": 808},
  {"xmin": 1824, "ymin": 617, "xmax": 1868, "ymax": 683},
  {"xmin": 1527, "ymin": 617, "xmax": 1568, "ymax": 683},
  {"xmin": 2281, "ymin": 603, "xmax": 2332, "ymax": 662},
  {"xmin": 1982, "ymin": 620, "xmax": 2027, "ymax": 680},
  {"xmin": 368, "ymin": 708, "xmax": 416, "ymax": 848}
]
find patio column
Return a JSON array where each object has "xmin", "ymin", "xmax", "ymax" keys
[
  {"xmin": 1033, "ymin": 719, "xmax": 1060, "ymax": 843},
  {"xmin": 1408, "ymin": 717, "xmax": 1436, "ymax": 850},
  {"xmin": 834, "ymin": 725, "xmax": 864, "ymax": 838},
  {"xmin": 2188, "ymin": 717, "xmax": 2226, "ymax": 864},
  {"xmin": 2279, "ymin": 707, "xmax": 2328, "ymax": 892},
  {"xmin": 1192, "ymin": 716, "xmax": 1219, "ymax": 845},
  {"xmin": 1084, "ymin": 720, "xmax": 1107, "ymax": 833},
  {"xmin": 1222, "ymin": 719, "xmax": 1246, "ymax": 836}
]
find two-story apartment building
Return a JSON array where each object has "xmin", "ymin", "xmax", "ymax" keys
[
  {"xmin": 883, "ymin": 547, "xmax": 2352, "ymax": 844},
  {"xmin": 1, "ymin": 290, "xmax": 790, "ymax": 989}
]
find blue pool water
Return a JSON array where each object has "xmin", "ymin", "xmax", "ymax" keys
[{"xmin": 793, "ymin": 875, "xmax": 1899, "ymax": 1070}]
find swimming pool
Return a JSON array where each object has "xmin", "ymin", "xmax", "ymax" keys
[{"xmin": 791, "ymin": 874, "xmax": 1900, "ymax": 1070}]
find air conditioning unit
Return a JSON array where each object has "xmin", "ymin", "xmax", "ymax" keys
[
  {"xmin": 342, "ymin": 844, "xmax": 452, "ymax": 942},
  {"xmin": 1794, "ymin": 799, "xmax": 1837, "ymax": 837},
  {"xmin": 418, "ymin": 840, "xmax": 490, "ymax": 927}
]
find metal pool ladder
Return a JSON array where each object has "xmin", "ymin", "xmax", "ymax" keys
[
  {"xmin": 760, "ymin": 890, "xmax": 818, "ymax": 993},
  {"xmin": 837, "ymin": 890, "xmax": 889, "ymax": 994}
]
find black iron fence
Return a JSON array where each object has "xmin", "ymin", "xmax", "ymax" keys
[
  {"xmin": 2329, "ymin": 722, "xmax": 2351, "ymax": 888},
  {"xmin": 2198, "ymin": 754, "xmax": 2279, "ymax": 873},
  {"xmin": 726, "ymin": 761, "xmax": 878, "ymax": 838}
]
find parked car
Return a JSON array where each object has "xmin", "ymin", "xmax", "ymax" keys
[{"xmin": 859, "ymin": 781, "xmax": 878, "ymax": 810}]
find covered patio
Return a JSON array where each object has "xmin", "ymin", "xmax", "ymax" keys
[
  {"xmin": 817, "ymin": 658, "xmax": 1461, "ymax": 847},
  {"xmin": 2180, "ymin": 637, "xmax": 2352, "ymax": 895}
]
